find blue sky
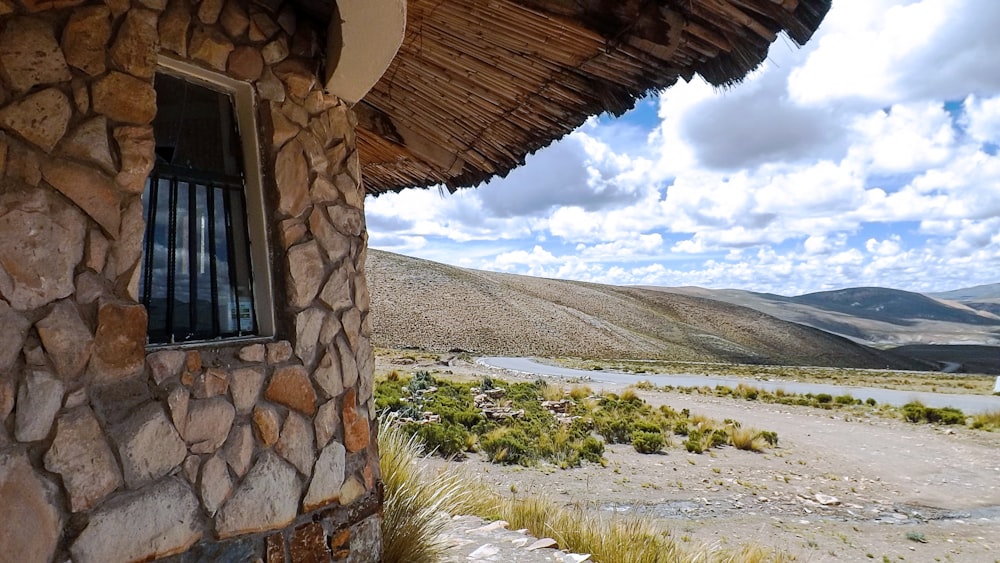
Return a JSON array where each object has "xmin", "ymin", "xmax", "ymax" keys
[{"xmin": 366, "ymin": 0, "xmax": 1000, "ymax": 296}]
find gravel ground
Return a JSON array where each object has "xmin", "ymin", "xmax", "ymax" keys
[{"xmin": 381, "ymin": 354, "xmax": 1000, "ymax": 562}]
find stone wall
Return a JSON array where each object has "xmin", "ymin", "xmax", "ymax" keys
[{"xmin": 0, "ymin": 0, "xmax": 381, "ymax": 561}]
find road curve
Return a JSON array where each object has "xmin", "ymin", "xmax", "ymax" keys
[{"xmin": 478, "ymin": 357, "xmax": 1000, "ymax": 414}]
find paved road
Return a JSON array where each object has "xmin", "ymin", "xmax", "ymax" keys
[{"xmin": 479, "ymin": 357, "xmax": 1000, "ymax": 414}]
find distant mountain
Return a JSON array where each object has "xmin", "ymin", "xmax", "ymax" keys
[
  {"xmin": 367, "ymin": 250, "xmax": 929, "ymax": 371},
  {"xmin": 929, "ymin": 283, "xmax": 1000, "ymax": 302},
  {"xmin": 792, "ymin": 287, "xmax": 1000, "ymax": 326},
  {"xmin": 928, "ymin": 283, "xmax": 1000, "ymax": 317},
  {"xmin": 653, "ymin": 286, "xmax": 1000, "ymax": 347}
]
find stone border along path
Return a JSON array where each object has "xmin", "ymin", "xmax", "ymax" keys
[{"xmin": 440, "ymin": 514, "xmax": 593, "ymax": 562}]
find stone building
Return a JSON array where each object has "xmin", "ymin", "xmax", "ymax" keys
[{"xmin": 0, "ymin": 0, "xmax": 828, "ymax": 561}]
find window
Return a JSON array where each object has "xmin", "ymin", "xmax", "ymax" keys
[{"xmin": 139, "ymin": 59, "xmax": 274, "ymax": 345}]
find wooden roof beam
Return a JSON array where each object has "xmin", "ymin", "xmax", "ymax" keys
[{"xmin": 355, "ymin": 102, "xmax": 467, "ymax": 177}]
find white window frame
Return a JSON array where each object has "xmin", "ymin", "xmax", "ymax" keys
[{"xmin": 146, "ymin": 56, "xmax": 276, "ymax": 345}]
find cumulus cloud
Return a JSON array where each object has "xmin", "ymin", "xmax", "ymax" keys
[{"xmin": 366, "ymin": 0, "xmax": 1000, "ymax": 295}]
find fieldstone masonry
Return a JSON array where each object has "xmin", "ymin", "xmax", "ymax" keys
[{"xmin": 0, "ymin": 0, "xmax": 382, "ymax": 561}]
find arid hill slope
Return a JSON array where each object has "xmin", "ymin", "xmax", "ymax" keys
[{"xmin": 366, "ymin": 250, "xmax": 928, "ymax": 369}]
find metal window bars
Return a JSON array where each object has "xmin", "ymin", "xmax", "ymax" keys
[{"xmin": 140, "ymin": 163, "xmax": 258, "ymax": 344}]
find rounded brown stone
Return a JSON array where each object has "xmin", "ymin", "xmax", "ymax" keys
[
  {"xmin": 341, "ymin": 388, "xmax": 370, "ymax": 453},
  {"xmin": 228, "ymin": 45, "xmax": 263, "ymax": 81},
  {"xmin": 109, "ymin": 8, "xmax": 158, "ymax": 79},
  {"xmin": 62, "ymin": 5, "xmax": 112, "ymax": 76},
  {"xmin": 91, "ymin": 300, "xmax": 147, "ymax": 381},
  {"xmin": 92, "ymin": 72, "xmax": 156, "ymax": 124}
]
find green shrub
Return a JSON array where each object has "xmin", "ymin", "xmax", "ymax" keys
[
  {"xmin": 415, "ymin": 422, "xmax": 468, "ymax": 458},
  {"xmin": 866, "ymin": 398, "xmax": 877, "ymax": 406},
  {"xmin": 632, "ymin": 431, "xmax": 665, "ymax": 454},
  {"xmin": 673, "ymin": 421, "xmax": 689, "ymax": 436},
  {"xmin": 709, "ymin": 429, "xmax": 729, "ymax": 448},
  {"xmin": 684, "ymin": 430, "xmax": 705, "ymax": 454},
  {"xmin": 759, "ymin": 430, "xmax": 779, "ymax": 447},
  {"xmin": 595, "ymin": 413, "xmax": 632, "ymax": 444},
  {"xmin": 835, "ymin": 394, "xmax": 856, "ymax": 405},
  {"xmin": 480, "ymin": 427, "xmax": 534, "ymax": 465},
  {"xmin": 815, "ymin": 393, "xmax": 833, "ymax": 404},
  {"xmin": 925, "ymin": 406, "xmax": 965, "ymax": 425},
  {"xmin": 579, "ymin": 436, "xmax": 605, "ymax": 463},
  {"xmin": 902, "ymin": 402, "xmax": 926, "ymax": 422},
  {"xmin": 633, "ymin": 419, "xmax": 662, "ymax": 434}
]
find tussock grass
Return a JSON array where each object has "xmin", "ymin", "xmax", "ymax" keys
[
  {"xmin": 971, "ymin": 410, "xmax": 1000, "ymax": 430},
  {"xmin": 730, "ymin": 427, "xmax": 767, "ymax": 452},
  {"xmin": 382, "ymin": 410, "xmax": 792, "ymax": 562},
  {"xmin": 380, "ymin": 414, "xmax": 473, "ymax": 563}
]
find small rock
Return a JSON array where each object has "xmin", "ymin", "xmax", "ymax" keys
[
  {"xmin": 265, "ymin": 366, "xmax": 317, "ymax": 416},
  {"xmin": 230, "ymin": 367, "xmax": 265, "ymax": 414},
  {"xmin": 815, "ymin": 493, "xmax": 840, "ymax": 506},
  {"xmin": 342, "ymin": 388, "xmax": 370, "ymax": 453},
  {"xmin": 199, "ymin": 453, "xmax": 234, "ymax": 516},
  {"xmin": 36, "ymin": 299, "xmax": 93, "ymax": 380},
  {"xmin": 302, "ymin": 441, "xmax": 345, "ymax": 511},
  {"xmin": 468, "ymin": 544, "xmax": 499, "ymax": 558},
  {"xmin": 525, "ymin": 538, "xmax": 558, "ymax": 551},
  {"xmin": 339, "ymin": 475, "xmax": 365, "ymax": 506},
  {"xmin": 314, "ymin": 399, "xmax": 340, "ymax": 449},
  {"xmin": 0, "ymin": 88, "xmax": 71, "ymax": 153},
  {"xmin": 192, "ymin": 368, "xmax": 229, "ymax": 399},
  {"xmin": 0, "ymin": 16, "xmax": 71, "ymax": 92},
  {"xmin": 0, "ymin": 452, "xmax": 62, "ymax": 563},
  {"xmin": 267, "ymin": 340, "xmax": 293, "ymax": 364},
  {"xmin": 223, "ymin": 423, "xmax": 254, "ymax": 478},
  {"xmin": 253, "ymin": 404, "xmax": 282, "ymax": 447},
  {"xmin": 167, "ymin": 385, "xmax": 190, "ymax": 436},
  {"xmin": 90, "ymin": 300, "xmax": 147, "ymax": 382},
  {"xmin": 275, "ymin": 411, "xmax": 315, "ymax": 476},
  {"xmin": 238, "ymin": 343, "xmax": 265, "ymax": 363}
]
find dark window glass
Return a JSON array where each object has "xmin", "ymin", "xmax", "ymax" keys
[{"xmin": 139, "ymin": 73, "xmax": 258, "ymax": 344}]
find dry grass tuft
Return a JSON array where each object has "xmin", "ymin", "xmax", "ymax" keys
[
  {"xmin": 971, "ymin": 410, "xmax": 1000, "ymax": 431},
  {"xmin": 569, "ymin": 385, "xmax": 593, "ymax": 401},
  {"xmin": 729, "ymin": 427, "xmax": 768, "ymax": 452},
  {"xmin": 379, "ymin": 414, "xmax": 473, "ymax": 563}
]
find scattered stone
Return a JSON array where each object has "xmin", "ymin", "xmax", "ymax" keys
[
  {"xmin": 265, "ymin": 365, "xmax": 317, "ymax": 416},
  {"xmin": 184, "ymin": 397, "xmax": 235, "ymax": 454},
  {"xmin": 0, "ymin": 88, "xmax": 71, "ymax": 153},
  {"xmin": 62, "ymin": 6, "xmax": 112, "ymax": 76},
  {"xmin": 230, "ymin": 367, "xmax": 265, "ymax": 414},
  {"xmin": 314, "ymin": 399, "xmax": 341, "ymax": 448},
  {"xmin": 109, "ymin": 8, "xmax": 158, "ymax": 78},
  {"xmin": 43, "ymin": 406, "xmax": 123, "ymax": 512},
  {"xmin": 148, "ymin": 350, "xmax": 187, "ymax": 385},
  {"xmin": 92, "ymin": 72, "xmax": 157, "ymax": 124},
  {"xmin": 90, "ymin": 300, "xmax": 147, "ymax": 381},
  {"xmin": 468, "ymin": 544, "xmax": 500, "ymax": 558},
  {"xmin": 113, "ymin": 402, "xmax": 187, "ymax": 489},
  {"xmin": 41, "ymin": 157, "xmax": 121, "ymax": 237},
  {"xmin": 59, "ymin": 116, "xmax": 116, "ymax": 173},
  {"xmin": 15, "ymin": 370, "xmax": 64, "ymax": 442},
  {"xmin": 70, "ymin": 478, "xmax": 203, "ymax": 562},
  {"xmin": 275, "ymin": 411, "xmax": 315, "ymax": 476},
  {"xmin": 200, "ymin": 453, "xmax": 234, "ymax": 516},
  {"xmin": 815, "ymin": 493, "xmax": 840, "ymax": 506},
  {"xmin": 223, "ymin": 423, "xmax": 254, "ymax": 478},
  {"xmin": 526, "ymin": 538, "xmax": 558, "ymax": 551},
  {"xmin": 0, "ymin": 17, "xmax": 71, "ymax": 92},
  {"xmin": 216, "ymin": 451, "xmax": 302, "ymax": 539},
  {"xmin": 339, "ymin": 475, "xmax": 365, "ymax": 506},
  {"xmin": 0, "ymin": 452, "xmax": 61, "ymax": 563},
  {"xmin": 253, "ymin": 404, "xmax": 281, "ymax": 447},
  {"xmin": 302, "ymin": 441, "xmax": 345, "ymax": 511},
  {"xmin": 36, "ymin": 299, "xmax": 93, "ymax": 379}
]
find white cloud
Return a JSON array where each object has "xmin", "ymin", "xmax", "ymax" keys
[{"xmin": 366, "ymin": 0, "xmax": 1000, "ymax": 295}]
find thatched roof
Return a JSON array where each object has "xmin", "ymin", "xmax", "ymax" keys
[{"xmin": 352, "ymin": 0, "xmax": 832, "ymax": 194}]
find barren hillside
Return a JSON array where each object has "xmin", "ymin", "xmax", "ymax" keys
[{"xmin": 366, "ymin": 250, "xmax": 929, "ymax": 370}]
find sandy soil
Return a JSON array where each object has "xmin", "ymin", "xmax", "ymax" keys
[{"xmin": 380, "ymin": 354, "xmax": 1000, "ymax": 562}]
